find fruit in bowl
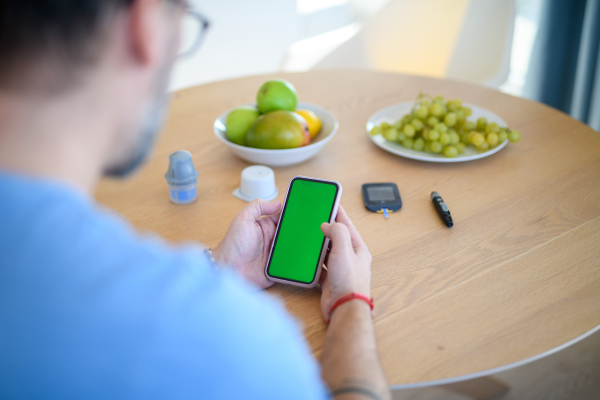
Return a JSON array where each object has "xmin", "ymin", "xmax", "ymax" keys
[
  {"xmin": 214, "ymin": 100, "xmax": 338, "ymax": 167},
  {"xmin": 247, "ymin": 111, "xmax": 310, "ymax": 149},
  {"xmin": 223, "ymin": 79, "xmax": 322, "ymax": 150},
  {"xmin": 257, "ymin": 79, "xmax": 298, "ymax": 113},
  {"xmin": 295, "ymin": 109, "xmax": 322, "ymax": 140},
  {"xmin": 225, "ymin": 105, "xmax": 259, "ymax": 146},
  {"xmin": 215, "ymin": 78, "xmax": 337, "ymax": 167}
]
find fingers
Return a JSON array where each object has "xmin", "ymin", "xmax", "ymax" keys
[
  {"xmin": 266, "ymin": 211, "xmax": 281, "ymax": 224},
  {"xmin": 320, "ymin": 222, "xmax": 336, "ymax": 239},
  {"xmin": 246, "ymin": 199, "xmax": 281, "ymax": 222},
  {"xmin": 319, "ymin": 268, "xmax": 328, "ymax": 286},
  {"xmin": 335, "ymin": 205, "xmax": 368, "ymax": 253},
  {"xmin": 335, "ymin": 204, "xmax": 353, "ymax": 226},
  {"xmin": 321, "ymin": 222, "xmax": 352, "ymax": 252}
]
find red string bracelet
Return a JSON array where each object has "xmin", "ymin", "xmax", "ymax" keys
[{"xmin": 326, "ymin": 292, "xmax": 374, "ymax": 324}]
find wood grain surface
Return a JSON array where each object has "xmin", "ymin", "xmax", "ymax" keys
[{"xmin": 95, "ymin": 70, "xmax": 600, "ymax": 386}]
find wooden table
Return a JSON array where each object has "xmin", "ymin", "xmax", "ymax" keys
[{"xmin": 96, "ymin": 71, "xmax": 600, "ymax": 392}]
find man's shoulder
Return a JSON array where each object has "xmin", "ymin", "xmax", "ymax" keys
[{"xmin": 0, "ymin": 172, "xmax": 214, "ymax": 295}]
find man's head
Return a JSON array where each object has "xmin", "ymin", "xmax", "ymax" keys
[{"xmin": 0, "ymin": 0, "xmax": 187, "ymax": 181}]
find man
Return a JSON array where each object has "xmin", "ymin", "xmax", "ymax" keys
[{"xmin": 0, "ymin": 1, "xmax": 391, "ymax": 399}]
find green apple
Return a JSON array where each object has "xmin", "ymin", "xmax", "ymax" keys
[
  {"xmin": 225, "ymin": 105, "xmax": 260, "ymax": 145},
  {"xmin": 256, "ymin": 79, "xmax": 298, "ymax": 114}
]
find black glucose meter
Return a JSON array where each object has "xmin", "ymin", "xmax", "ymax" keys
[{"xmin": 361, "ymin": 183, "xmax": 402, "ymax": 217}]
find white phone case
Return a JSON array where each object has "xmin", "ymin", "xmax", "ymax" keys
[{"xmin": 264, "ymin": 176, "xmax": 342, "ymax": 288}]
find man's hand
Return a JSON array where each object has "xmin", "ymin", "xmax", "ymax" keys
[
  {"xmin": 213, "ymin": 199, "xmax": 281, "ymax": 289},
  {"xmin": 320, "ymin": 205, "xmax": 372, "ymax": 321}
]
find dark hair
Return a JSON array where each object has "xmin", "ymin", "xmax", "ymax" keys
[{"xmin": 0, "ymin": 0, "xmax": 134, "ymax": 89}]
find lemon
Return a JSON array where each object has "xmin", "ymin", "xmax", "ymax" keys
[{"xmin": 295, "ymin": 109, "xmax": 322, "ymax": 139}]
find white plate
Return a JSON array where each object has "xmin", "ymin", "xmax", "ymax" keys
[
  {"xmin": 214, "ymin": 102, "xmax": 338, "ymax": 167},
  {"xmin": 366, "ymin": 102, "xmax": 508, "ymax": 163}
]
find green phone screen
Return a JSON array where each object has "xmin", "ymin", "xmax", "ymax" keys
[{"xmin": 267, "ymin": 178, "xmax": 339, "ymax": 284}]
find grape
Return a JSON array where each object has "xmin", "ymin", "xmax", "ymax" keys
[
  {"xmin": 430, "ymin": 103, "xmax": 444, "ymax": 117},
  {"xmin": 444, "ymin": 112, "xmax": 457, "ymax": 127},
  {"xmin": 403, "ymin": 124, "xmax": 416, "ymax": 137},
  {"xmin": 428, "ymin": 129, "xmax": 440, "ymax": 141},
  {"xmin": 424, "ymin": 142, "xmax": 432, "ymax": 153},
  {"xmin": 434, "ymin": 123, "xmax": 448, "ymax": 133},
  {"xmin": 416, "ymin": 105, "xmax": 428, "ymax": 119},
  {"xmin": 476, "ymin": 117, "xmax": 487, "ymax": 130},
  {"xmin": 402, "ymin": 138, "xmax": 414, "ymax": 148},
  {"xmin": 430, "ymin": 141, "xmax": 443, "ymax": 153},
  {"xmin": 485, "ymin": 122, "xmax": 499, "ymax": 134},
  {"xmin": 444, "ymin": 146, "xmax": 458, "ymax": 158},
  {"xmin": 446, "ymin": 100, "xmax": 458, "ymax": 111},
  {"xmin": 508, "ymin": 130, "xmax": 521, "ymax": 143},
  {"xmin": 372, "ymin": 94, "xmax": 520, "ymax": 158},
  {"xmin": 427, "ymin": 116, "xmax": 439, "ymax": 127},
  {"xmin": 476, "ymin": 141, "xmax": 489, "ymax": 151},
  {"xmin": 461, "ymin": 133, "xmax": 471, "ymax": 144},
  {"xmin": 498, "ymin": 130, "xmax": 508, "ymax": 143},
  {"xmin": 382, "ymin": 128, "xmax": 398, "ymax": 142},
  {"xmin": 472, "ymin": 133, "xmax": 485, "ymax": 146},
  {"xmin": 467, "ymin": 130, "xmax": 478, "ymax": 142},
  {"xmin": 440, "ymin": 132, "xmax": 451, "ymax": 145},
  {"xmin": 463, "ymin": 121, "xmax": 476, "ymax": 131},
  {"xmin": 413, "ymin": 137, "xmax": 425, "ymax": 151},
  {"xmin": 449, "ymin": 131, "xmax": 460, "ymax": 145},
  {"xmin": 411, "ymin": 118, "xmax": 424, "ymax": 131}
]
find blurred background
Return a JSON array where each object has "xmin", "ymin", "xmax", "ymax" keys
[
  {"xmin": 171, "ymin": 0, "xmax": 535, "ymax": 95},
  {"xmin": 169, "ymin": 1, "xmax": 600, "ymax": 398},
  {"xmin": 170, "ymin": 0, "xmax": 599, "ymax": 133}
]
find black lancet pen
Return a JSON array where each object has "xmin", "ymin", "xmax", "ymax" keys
[{"xmin": 431, "ymin": 192, "xmax": 453, "ymax": 227}]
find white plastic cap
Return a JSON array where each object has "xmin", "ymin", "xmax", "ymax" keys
[{"xmin": 234, "ymin": 165, "xmax": 277, "ymax": 202}]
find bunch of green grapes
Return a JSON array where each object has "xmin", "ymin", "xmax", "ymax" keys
[{"xmin": 370, "ymin": 93, "xmax": 521, "ymax": 158}]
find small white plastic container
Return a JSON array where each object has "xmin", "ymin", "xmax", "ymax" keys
[{"xmin": 233, "ymin": 165, "xmax": 278, "ymax": 202}]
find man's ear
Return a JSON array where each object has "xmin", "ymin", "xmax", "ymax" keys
[{"xmin": 127, "ymin": 0, "xmax": 162, "ymax": 65}]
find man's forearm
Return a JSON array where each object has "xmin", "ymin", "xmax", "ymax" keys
[{"xmin": 320, "ymin": 301, "xmax": 391, "ymax": 400}]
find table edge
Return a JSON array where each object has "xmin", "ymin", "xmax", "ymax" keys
[{"xmin": 389, "ymin": 323, "xmax": 600, "ymax": 390}]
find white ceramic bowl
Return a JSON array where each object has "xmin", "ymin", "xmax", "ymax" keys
[{"xmin": 214, "ymin": 101, "xmax": 338, "ymax": 167}]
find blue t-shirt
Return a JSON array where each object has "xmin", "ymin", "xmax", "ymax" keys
[{"xmin": 0, "ymin": 172, "xmax": 328, "ymax": 399}]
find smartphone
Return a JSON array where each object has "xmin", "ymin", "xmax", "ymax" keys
[{"xmin": 265, "ymin": 176, "xmax": 342, "ymax": 288}]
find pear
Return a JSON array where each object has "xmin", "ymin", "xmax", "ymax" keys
[
  {"xmin": 225, "ymin": 105, "xmax": 260, "ymax": 145},
  {"xmin": 256, "ymin": 79, "xmax": 298, "ymax": 114}
]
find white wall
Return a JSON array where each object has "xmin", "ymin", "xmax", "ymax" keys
[{"xmin": 169, "ymin": 0, "xmax": 299, "ymax": 91}]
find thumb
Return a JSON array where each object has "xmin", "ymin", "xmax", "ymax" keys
[
  {"xmin": 321, "ymin": 222, "xmax": 351, "ymax": 250},
  {"xmin": 248, "ymin": 199, "xmax": 281, "ymax": 220},
  {"xmin": 321, "ymin": 222, "xmax": 333, "ymax": 238}
]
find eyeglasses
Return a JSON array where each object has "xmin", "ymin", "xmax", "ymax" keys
[{"xmin": 177, "ymin": 5, "xmax": 210, "ymax": 59}]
